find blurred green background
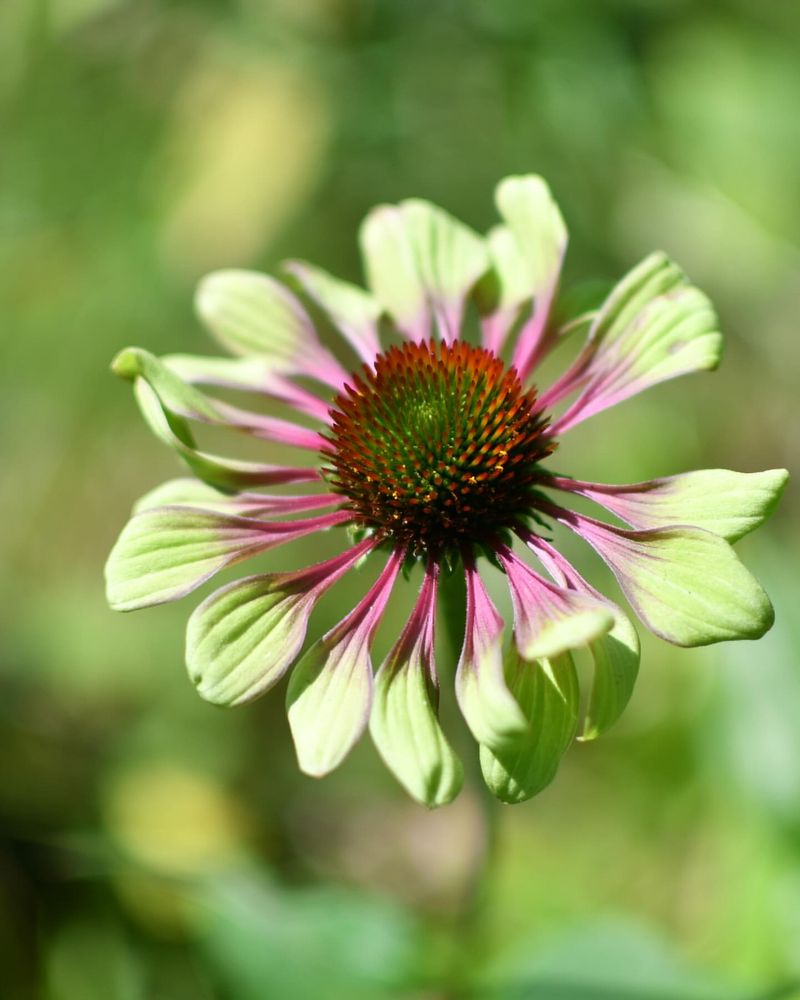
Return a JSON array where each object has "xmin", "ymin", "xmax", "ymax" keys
[{"xmin": 2, "ymin": 1, "xmax": 799, "ymax": 997}]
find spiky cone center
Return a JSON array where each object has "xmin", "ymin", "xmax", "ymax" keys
[{"xmin": 324, "ymin": 340, "xmax": 555, "ymax": 556}]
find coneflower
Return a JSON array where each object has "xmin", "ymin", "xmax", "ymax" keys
[{"xmin": 106, "ymin": 175, "xmax": 787, "ymax": 806}]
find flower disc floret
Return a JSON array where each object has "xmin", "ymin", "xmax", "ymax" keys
[{"xmin": 324, "ymin": 340, "xmax": 554, "ymax": 555}]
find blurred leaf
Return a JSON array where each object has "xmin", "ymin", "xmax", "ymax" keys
[
  {"xmin": 707, "ymin": 548, "xmax": 800, "ymax": 826},
  {"xmin": 158, "ymin": 55, "xmax": 331, "ymax": 277},
  {"xmin": 192, "ymin": 872, "xmax": 422, "ymax": 1000},
  {"xmin": 478, "ymin": 919, "xmax": 756, "ymax": 1000},
  {"xmin": 45, "ymin": 914, "xmax": 144, "ymax": 1000}
]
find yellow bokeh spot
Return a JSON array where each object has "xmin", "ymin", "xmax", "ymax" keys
[
  {"xmin": 104, "ymin": 761, "xmax": 249, "ymax": 876},
  {"xmin": 158, "ymin": 48, "xmax": 331, "ymax": 277}
]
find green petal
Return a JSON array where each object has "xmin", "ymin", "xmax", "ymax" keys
[
  {"xmin": 195, "ymin": 269, "xmax": 321, "ymax": 366},
  {"xmin": 580, "ymin": 602, "xmax": 640, "ymax": 741},
  {"xmin": 114, "ymin": 346, "xmax": 323, "ymax": 453},
  {"xmin": 583, "ymin": 522, "xmax": 775, "ymax": 646},
  {"xmin": 370, "ymin": 657, "xmax": 463, "ymax": 808},
  {"xmin": 359, "ymin": 199, "xmax": 488, "ymax": 341},
  {"xmin": 474, "ymin": 225, "xmax": 533, "ymax": 354},
  {"xmin": 480, "ymin": 649, "xmax": 579, "ymax": 804},
  {"xmin": 132, "ymin": 379, "xmax": 317, "ymax": 491},
  {"xmin": 133, "ymin": 477, "xmax": 258, "ymax": 514},
  {"xmin": 520, "ymin": 600, "xmax": 613, "ymax": 661},
  {"xmin": 132, "ymin": 479, "xmax": 333, "ymax": 520},
  {"xmin": 283, "ymin": 259, "xmax": 381, "ymax": 362},
  {"xmin": 494, "ymin": 174, "xmax": 567, "ymax": 301},
  {"xmin": 474, "ymin": 224, "xmax": 531, "ymax": 319},
  {"xmin": 286, "ymin": 636, "xmax": 372, "ymax": 777},
  {"xmin": 133, "ymin": 479, "xmax": 245, "ymax": 514},
  {"xmin": 456, "ymin": 632, "xmax": 528, "ymax": 750},
  {"xmin": 455, "ymin": 567, "xmax": 528, "ymax": 749},
  {"xmin": 456, "ymin": 616, "xmax": 528, "ymax": 746},
  {"xmin": 105, "ymin": 508, "xmax": 278, "ymax": 611},
  {"xmin": 162, "ymin": 354, "xmax": 274, "ymax": 391},
  {"xmin": 502, "ymin": 554, "xmax": 614, "ymax": 661},
  {"xmin": 520, "ymin": 537, "xmax": 641, "ymax": 742},
  {"xmin": 484, "ymin": 224, "xmax": 532, "ymax": 312},
  {"xmin": 162, "ymin": 354, "xmax": 333, "ymax": 423},
  {"xmin": 552, "ymin": 252, "xmax": 723, "ymax": 430},
  {"xmin": 583, "ymin": 469, "xmax": 789, "ymax": 543},
  {"xmin": 113, "ymin": 347, "xmax": 226, "ymax": 424},
  {"xmin": 594, "ymin": 250, "xmax": 721, "ymax": 368},
  {"xmin": 186, "ymin": 576, "xmax": 314, "ymax": 706}
]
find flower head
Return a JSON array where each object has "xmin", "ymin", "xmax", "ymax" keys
[{"xmin": 106, "ymin": 175, "xmax": 787, "ymax": 806}]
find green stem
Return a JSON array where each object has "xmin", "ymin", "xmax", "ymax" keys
[
  {"xmin": 438, "ymin": 562, "xmax": 501, "ymax": 995},
  {"xmin": 439, "ymin": 560, "xmax": 466, "ymax": 678}
]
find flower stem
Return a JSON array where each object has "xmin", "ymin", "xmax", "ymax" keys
[
  {"xmin": 438, "ymin": 561, "xmax": 501, "ymax": 994},
  {"xmin": 439, "ymin": 559, "xmax": 466, "ymax": 677}
]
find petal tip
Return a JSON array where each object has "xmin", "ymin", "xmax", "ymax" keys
[
  {"xmin": 518, "ymin": 608, "xmax": 614, "ymax": 662},
  {"xmin": 194, "ymin": 268, "xmax": 256, "ymax": 324},
  {"xmin": 111, "ymin": 347, "xmax": 142, "ymax": 381},
  {"xmin": 769, "ymin": 468, "xmax": 790, "ymax": 492}
]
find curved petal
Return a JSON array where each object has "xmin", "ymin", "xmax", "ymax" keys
[
  {"xmin": 548, "ymin": 469, "xmax": 789, "ymax": 543},
  {"xmin": 525, "ymin": 533, "xmax": 639, "ymax": 741},
  {"xmin": 131, "ymin": 379, "xmax": 320, "ymax": 492},
  {"xmin": 162, "ymin": 354, "xmax": 332, "ymax": 423},
  {"xmin": 133, "ymin": 479, "xmax": 339, "ymax": 518},
  {"xmin": 287, "ymin": 548, "xmax": 403, "ymax": 777},
  {"xmin": 186, "ymin": 538, "xmax": 375, "ymax": 706},
  {"xmin": 476, "ymin": 225, "xmax": 532, "ymax": 355},
  {"xmin": 195, "ymin": 269, "xmax": 347, "ymax": 389},
  {"xmin": 493, "ymin": 175, "xmax": 567, "ymax": 380},
  {"xmin": 105, "ymin": 506, "xmax": 350, "ymax": 611},
  {"xmin": 370, "ymin": 562, "xmax": 463, "ymax": 807},
  {"xmin": 497, "ymin": 546, "xmax": 613, "ymax": 660},
  {"xmin": 549, "ymin": 505, "xmax": 774, "ymax": 646},
  {"xmin": 113, "ymin": 348, "xmax": 325, "ymax": 452},
  {"xmin": 480, "ymin": 649, "xmax": 579, "ymax": 804},
  {"xmin": 455, "ymin": 559, "xmax": 527, "ymax": 749},
  {"xmin": 360, "ymin": 199, "xmax": 488, "ymax": 343},
  {"xmin": 543, "ymin": 252, "xmax": 722, "ymax": 433},
  {"xmin": 283, "ymin": 259, "xmax": 382, "ymax": 364}
]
